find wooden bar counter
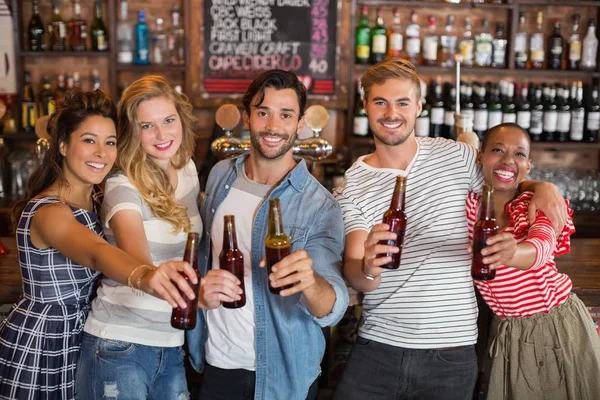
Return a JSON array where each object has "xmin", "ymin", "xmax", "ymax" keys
[{"xmin": 1, "ymin": 237, "xmax": 600, "ymax": 307}]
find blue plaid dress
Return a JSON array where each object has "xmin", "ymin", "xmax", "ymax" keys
[{"xmin": 0, "ymin": 196, "xmax": 102, "ymax": 400}]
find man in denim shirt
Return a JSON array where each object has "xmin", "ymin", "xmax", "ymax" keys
[{"xmin": 187, "ymin": 70, "xmax": 349, "ymax": 400}]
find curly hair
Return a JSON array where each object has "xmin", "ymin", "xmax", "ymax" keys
[
  {"xmin": 11, "ymin": 89, "xmax": 117, "ymax": 224},
  {"xmin": 116, "ymin": 75, "xmax": 197, "ymax": 234}
]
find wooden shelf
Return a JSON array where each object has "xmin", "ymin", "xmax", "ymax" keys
[
  {"xmin": 517, "ymin": 0, "xmax": 600, "ymax": 6},
  {"xmin": 355, "ymin": 64, "xmax": 600, "ymax": 79},
  {"xmin": 20, "ymin": 51, "xmax": 110, "ymax": 58},
  {"xmin": 357, "ymin": 0, "xmax": 513, "ymax": 9},
  {"xmin": 0, "ymin": 132, "xmax": 38, "ymax": 141},
  {"xmin": 531, "ymin": 142, "xmax": 600, "ymax": 150},
  {"xmin": 116, "ymin": 64, "xmax": 187, "ymax": 73}
]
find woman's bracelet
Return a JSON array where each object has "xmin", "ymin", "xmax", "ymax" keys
[
  {"xmin": 127, "ymin": 264, "xmax": 155, "ymax": 295},
  {"xmin": 361, "ymin": 259, "xmax": 379, "ymax": 281}
]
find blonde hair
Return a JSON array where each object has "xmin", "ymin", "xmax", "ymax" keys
[
  {"xmin": 117, "ymin": 76, "xmax": 197, "ymax": 233},
  {"xmin": 361, "ymin": 58, "xmax": 422, "ymax": 102}
]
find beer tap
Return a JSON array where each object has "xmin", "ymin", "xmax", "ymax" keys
[
  {"xmin": 35, "ymin": 115, "xmax": 51, "ymax": 164},
  {"xmin": 210, "ymin": 104, "xmax": 333, "ymax": 162},
  {"xmin": 453, "ymin": 54, "xmax": 480, "ymax": 149},
  {"xmin": 211, "ymin": 104, "xmax": 251, "ymax": 159},
  {"xmin": 294, "ymin": 105, "xmax": 333, "ymax": 161}
]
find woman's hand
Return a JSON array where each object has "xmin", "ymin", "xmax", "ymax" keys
[
  {"xmin": 480, "ymin": 232, "xmax": 518, "ymax": 270},
  {"xmin": 138, "ymin": 261, "xmax": 198, "ymax": 309}
]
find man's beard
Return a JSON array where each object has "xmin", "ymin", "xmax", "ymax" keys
[{"xmin": 249, "ymin": 129, "xmax": 297, "ymax": 160}]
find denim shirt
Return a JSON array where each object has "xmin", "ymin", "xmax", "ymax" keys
[{"xmin": 187, "ymin": 154, "xmax": 348, "ymax": 400}]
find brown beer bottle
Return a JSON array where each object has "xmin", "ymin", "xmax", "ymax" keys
[
  {"xmin": 265, "ymin": 198, "xmax": 293, "ymax": 295},
  {"xmin": 220, "ymin": 215, "xmax": 246, "ymax": 309},
  {"xmin": 378, "ymin": 176, "xmax": 407, "ymax": 269},
  {"xmin": 170, "ymin": 232, "xmax": 200, "ymax": 330},
  {"xmin": 471, "ymin": 184, "xmax": 499, "ymax": 280}
]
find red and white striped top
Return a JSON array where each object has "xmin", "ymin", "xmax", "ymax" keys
[{"xmin": 466, "ymin": 191, "xmax": 575, "ymax": 318}]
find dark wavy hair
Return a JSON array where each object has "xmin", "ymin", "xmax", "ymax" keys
[
  {"xmin": 11, "ymin": 89, "xmax": 117, "ymax": 225},
  {"xmin": 242, "ymin": 69, "xmax": 307, "ymax": 120}
]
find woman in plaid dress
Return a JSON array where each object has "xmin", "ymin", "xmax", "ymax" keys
[{"xmin": 0, "ymin": 90, "xmax": 198, "ymax": 400}]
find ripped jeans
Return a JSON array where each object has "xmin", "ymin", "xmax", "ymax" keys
[{"xmin": 75, "ymin": 332, "xmax": 189, "ymax": 400}]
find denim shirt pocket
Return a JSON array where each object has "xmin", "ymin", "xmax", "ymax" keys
[{"xmin": 285, "ymin": 225, "xmax": 308, "ymax": 251}]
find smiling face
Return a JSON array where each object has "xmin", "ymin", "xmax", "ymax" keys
[
  {"xmin": 363, "ymin": 78, "xmax": 422, "ymax": 147},
  {"xmin": 59, "ymin": 115, "xmax": 117, "ymax": 186},
  {"xmin": 478, "ymin": 126, "xmax": 532, "ymax": 194},
  {"xmin": 243, "ymin": 87, "xmax": 304, "ymax": 161},
  {"xmin": 137, "ymin": 96, "xmax": 183, "ymax": 169}
]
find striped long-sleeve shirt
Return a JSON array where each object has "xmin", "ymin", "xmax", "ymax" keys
[{"xmin": 466, "ymin": 191, "xmax": 575, "ymax": 318}]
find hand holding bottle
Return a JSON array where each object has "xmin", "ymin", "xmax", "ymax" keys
[
  {"xmin": 259, "ymin": 250, "xmax": 315, "ymax": 296},
  {"xmin": 362, "ymin": 223, "xmax": 399, "ymax": 278},
  {"xmin": 198, "ymin": 269, "xmax": 244, "ymax": 310}
]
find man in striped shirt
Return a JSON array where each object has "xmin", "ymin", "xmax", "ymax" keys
[{"xmin": 333, "ymin": 59, "xmax": 568, "ymax": 400}]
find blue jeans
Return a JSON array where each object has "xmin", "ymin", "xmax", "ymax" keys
[
  {"xmin": 75, "ymin": 332, "xmax": 189, "ymax": 400},
  {"xmin": 333, "ymin": 337, "xmax": 477, "ymax": 400},
  {"xmin": 199, "ymin": 363, "xmax": 319, "ymax": 400}
]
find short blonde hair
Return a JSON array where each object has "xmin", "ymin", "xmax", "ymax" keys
[
  {"xmin": 117, "ymin": 76, "xmax": 197, "ymax": 234},
  {"xmin": 361, "ymin": 58, "xmax": 422, "ymax": 102}
]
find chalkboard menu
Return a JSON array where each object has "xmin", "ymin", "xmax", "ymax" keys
[{"xmin": 203, "ymin": 0, "xmax": 338, "ymax": 96}]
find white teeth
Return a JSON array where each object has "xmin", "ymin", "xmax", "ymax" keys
[
  {"xmin": 494, "ymin": 169, "xmax": 515, "ymax": 179},
  {"xmin": 383, "ymin": 123, "xmax": 401, "ymax": 129},
  {"xmin": 86, "ymin": 162, "xmax": 105, "ymax": 169},
  {"xmin": 155, "ymin": 141, "xmax": 171, "ymax": 149},
  {"xmin": 263, "ymin": 136, "xmax": 282, "ymax": 143}
]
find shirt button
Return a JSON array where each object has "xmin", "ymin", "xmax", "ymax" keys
[
  {"xmin": 211, "ymin": 208, "xmax": 215, "ymax": 213},
  {"xmin": 225, "ymin": 185, "xmax": 230, "ymax": 189}
]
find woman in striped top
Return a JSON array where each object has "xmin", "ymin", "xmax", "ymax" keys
[
  {"xmin": 75, "ymin": 76, "xmax": 202, "ymax": 400},
  {"xmin": 467, "ymin": 123, "xmax": 600, "ymax": 400}
]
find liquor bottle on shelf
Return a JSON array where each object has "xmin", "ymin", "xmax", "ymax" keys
[
  {"xmin": 21, "ymin": 72, "xmax": 37, "ymax": 133},
  {"xmin": 73, "ymin": 72, "xmax": 81, "ymax": 89},
  {"xmin": 429, "ymin": 81, "xmax": 444, "ymax": 138},
  {"xmin": 492, "ymin": 22, "xmax": 507, "ymax": 69},
  {"xmin": 91, "ymin": 0, "xmax": 108, "ymax": 51},
  {"xmin": 568, "ymin": 14, "xmax": 582, "ymax": 71},
  {"xmin": 556, "ymin": 86, "xmax": 571, "ymax": 142},
  {"xmin": 570, "ymin": 81, "xmax": 585, "ymax": 142},
  {"xmin": 581, "ymin": 19, "xmax": 598, "ymax": 71},
  {"xmin": 355, "ymin": 6, "xmax": 370, "ymax": 65},
  {"xmin": 49, "ymin": 0, "xmax": 67, "ymax": 51},
  {"xmin": 55, "ymin": 74, "xmax": 67, "ymax": 104},
  {"xmin": 502, "ymin": 82, "xmax": 516, "ymax": 124},
  {"xmin": 487, "ymin": 84, "xmax": 502, "ymax": 130},
  {"xmin": 515, "ymin": 12, "xmax": 528, "ymax": 69},
  {"xmin": 473, "ymin": 83, "xmax": 488, "ymax": 140},
  {"xmin": 370, "ymin": 8, "xmax": 387, "ymax": 64},
  {"xmin": 459, "ymin": 17, "xmax": 474, "ymax": 67},
  {"xmin": 516, "ymin": 85, "xmax": 531, "ymax": 133},
  {"xmin": 135, "ymin": 10, "xmax": 150, "ymax": 65},
  {"xmin": 151, "ymin": 18, "xmax": 168, "ymax": 65},
  {"xmin": 28, "ymin": 0, "xmax": 45, "ymax": 52},
  {"xmin": 530, "ymin": 86, "xmax": 544, "ymax": 142},
  {"xmin": 68, "ymin": 0, "xmax": 88, "ymax": 52},
  {"xmin": 474, "ymin": 19, "xmax": 492, "ymax": 68},
  {"xmin": 169, "ymin": 4, "xmax": 185, "ymax": 65},
  {"xmin": 117, "ymin": 0, "xmax": 134, "ymax": 64},
  {"xmin": 443, "ymin": 84, "xmax": 456, "ymax": 139},
  {"xmin": 416, "ymin": 81, "xmax": 430, "ymax": 138},
  {"xmin": 548, "ymin": 19, "xmax": 564, "ymax": 70},
  {"xmin": 440, "ymin": 15, "xmax": 457, "ymax": 68},
  {"xmin": 461, "ymin": 83, "xmax": 474, "ymax": 123},
  {"xmin": 422, "ymin": 16, "xmax": 439, "ymax": 66},
  {"xmin": 39, "ymin": 77, "xmax": 56, "ymax": 117},
  {"xmin": 585, "ymin": 84, "xmax": 599, "ymax": 142},
  {"xmin": 406, "ymin": 10, "xmax": 421, "ymax": 66},
  {"xmin": 530, "ymin": 12, "xmax": 545, "ymax": 69},
  {"xmin": 543, "ymin": 86, "xmax": 558, "ymax": 142},
  {"xmin": 387, "ymin": 8, "xmax": 403, "ymax": 59},
  {"xmin": 353, "ymin": 90, "xmax": 369, "ymax": 137},
  {"xmin": 92, "ymin": 69, "xmax": 101, "ymax": 90}
]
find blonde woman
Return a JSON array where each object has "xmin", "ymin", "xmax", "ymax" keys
[{"xmin": 75, "ymin": 76, "xmax": 201, "ymax": 400}]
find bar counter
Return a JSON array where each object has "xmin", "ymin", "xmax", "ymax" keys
[{"xmin": 1, "ymin": 237, "xmax": 600, "ymax": 306}]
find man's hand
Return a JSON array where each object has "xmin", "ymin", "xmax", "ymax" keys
[
  {"xmin": 362, "ymin": 223, "xmax": 399, "ymax": 279},
  {"xmin": 528, "ymin": 182, "xmax": 567, "ymax": 234},
  {"xmin": 259, "ymin": 250, "xmax": 316, "ymax": 296},
  {"xmin": 197, "ymin": 269, "xmax": 244, "ymax": 309},
  {"xmin": 480, "ymin": 232, "xmax": 517, "ymax": 269}
]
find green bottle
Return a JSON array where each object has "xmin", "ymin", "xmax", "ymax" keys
[
  {"xmin": 370, "ymin": 8, "xmax": 387, "ymax": 64},
  {"xmin": 355, "ymin": 6, "xmax": 371, "ymax": 65}
]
